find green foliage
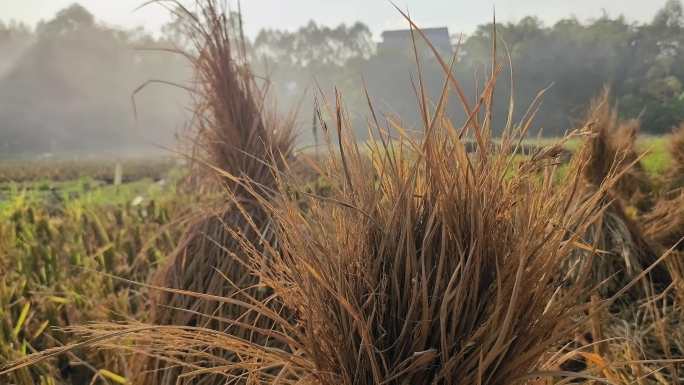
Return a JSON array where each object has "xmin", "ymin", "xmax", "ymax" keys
[
  {"xmin": 0, "ymin": 169, "xmax": 189, "ymax": 385},
  {"xmin": 254, "ymin": 21, "xmax": 374, "ymax": 67},
  {"xmin": 637, "ymin": 136, "xmax": 673, "ymax": 176},
  {"xmin": 456, "ymin": 1, "xmax": 684, "ymax": 136},
  {"xmin": 622, "ymin": 94, "xmax": 684, "ymax": 134}
]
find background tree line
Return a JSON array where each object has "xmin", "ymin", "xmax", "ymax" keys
[
  {"xmin": 1, "ymin": 1, "xmax": 683, "ymax": 155},
  {"xmin": 253, "ymin": 0, "xmax": 684, "ymax": 141}
]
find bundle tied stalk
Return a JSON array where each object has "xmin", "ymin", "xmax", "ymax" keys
[
  {"xmin": 140, "ymin": 1, "xmax": 295, "ymax": 384},
  {"xmin": 570, "ymin": 88, "xmax": 670, "ymax": 298}
]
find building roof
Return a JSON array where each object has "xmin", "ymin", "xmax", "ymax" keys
[
  {"xmin": 379, "ymin": 27, "xmax": 452, "ymax": 53},
  {"xmin": 381, "ymin": 27, "xmax": 450, "ymax": 38}
]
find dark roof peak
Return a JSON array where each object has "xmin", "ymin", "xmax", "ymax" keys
[{"xmin": 381, "ymin": 27, "xmax": 450, "ymax": 36}]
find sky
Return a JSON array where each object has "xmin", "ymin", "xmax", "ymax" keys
[{"xmin": 0, "ymin": 0, "xmax": 671, "ymax": 38}]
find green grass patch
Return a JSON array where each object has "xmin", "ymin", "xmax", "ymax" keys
[{"xmin": 637, "ymin": 136, "xmax": 672, "ymax": 176}]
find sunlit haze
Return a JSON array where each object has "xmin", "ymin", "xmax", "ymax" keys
[{"xmin": 0, "ymin": 0, "xmax": 671, "ymax": 37}]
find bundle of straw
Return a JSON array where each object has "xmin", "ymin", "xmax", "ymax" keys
[
  {"xmin": 570, "ymin": 89, "xmax": 669, "ymax": 298},
  {"xmin": 582, "ymin": 88, "xmax": 651, "ymax": 205},
  {"xmin": 140, "ymin": 1, "xmax": 295, "ymax": 384}
]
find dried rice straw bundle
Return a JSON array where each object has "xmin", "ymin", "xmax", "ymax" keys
[
  {"xmin": 139, "ymin": 1, "xmax": 295, "ymax": 384},
  {"xmin": 568, "ymin": 90, "xmax": 669, "ymax": 298}
]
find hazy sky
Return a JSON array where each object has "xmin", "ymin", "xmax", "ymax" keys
[{"xmin": 0, "ymin": 0, "xmax": 671, "ymax": 38}]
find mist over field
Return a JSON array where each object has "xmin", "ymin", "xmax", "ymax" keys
[
  {"xmin": 0, "ymin": 6, "xmax": 191, "ymax": 157},
  {"xmin": 0, "ymin": 1, "xmax": 683, "ymax": 156}
]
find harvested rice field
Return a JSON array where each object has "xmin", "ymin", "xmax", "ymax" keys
[{"xmin": 1, "ymin": 1, "xmax": 684, "ymax": 385}]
